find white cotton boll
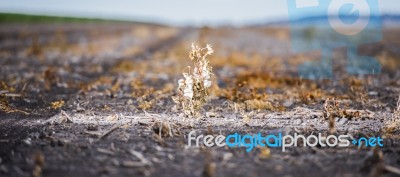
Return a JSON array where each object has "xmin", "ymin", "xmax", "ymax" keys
[
  {"xmin": 191, "ymin": 43, "xmax": 196, "ymax": 50},
  {"xmin": 178, "ymin": 79, "xmax": 185, "ymax": 87},
  {"xmin": 202, "ymin": 67, "xmax": 208, "ymax": 75},
  {"xmin": 193, "ymin": 67, "xmax": 200, "ymax": 78},
  {"xmin": 184, "ymin": 75, "xmax": 193, "ymax": 99},
  {"xmin": 203, "ymin": 73, "xmax": 210, "ymax": 80},
  {"xmin": 202, "ymin": 66, "xmax": 210, "ymax": 79},
  {"xmin": 185, "ymin": 76, "xmax": 193, "ymax": 86},
  {"xmin": 184, "ymin": 74, "xmax": 193, "ymax": 85},
  {"xmin": 206, "ymin": 44, "xmax": 214, "ymax": 55},
  {"xmin": 183, "ymin": 87, "xmax": 193, "ymax": 98},
  {"xmin": 204, "ymin": 79, "xmax": 211, "ymax": 88}
]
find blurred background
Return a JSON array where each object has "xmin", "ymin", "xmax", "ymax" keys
[
  {"xmin": 1, "ymin": 1, "xmax": 400, "ymax": 177},
  {"xmin": 0, "ymin": 0, "xmax": 399, "ymax": 26},
  {"xmin": 0, "ymin": 0, "xmax": 400, "ymax": 113}
]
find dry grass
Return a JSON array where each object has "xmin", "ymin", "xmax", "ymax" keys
[
  {"xmin": 32, "ymin": 151, "xmax": 45, "ymax": 177},
  {"xmin": 244, "ymin": 99, "xmax": 275, "ymax": 111},
  {"xmin": 378, "ymin": 53, "xmax": 400, "ymax": 72},
  {"xmin": 0, "ymin": 82, "xmax": 28, "ymax": 114},
  {"xmin": 43, "ymin": 68, "xmax": 59, "ymax": 90},
  {"xmin": 323, "ymin": 98, "xmax": 339, "ymax": 133},
  {"xmin": 385, "ymin": 119, "xmax": 400, "ymax": 134},
  {"xmin": 151, "ymin": 120, "xmax": 181, "ymax": 138},
  {"xmin": 138, "ymin": 100, "xmax": 154, "ymax": 110},
  {"xmin": 0, "ymin": 94, "xmax": 29, "ymax": 115},
  {"xmin": 51, "ymin": 100, "xmax": 65, "ymax": 109},
  {"xmin": 386, "ymin": 95, "xmax": 400, "ymax": 134}
]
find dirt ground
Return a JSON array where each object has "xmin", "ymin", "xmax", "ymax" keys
[{"xmin": 0, "ymin": 22, "xmax": 400, "ymax": 177}]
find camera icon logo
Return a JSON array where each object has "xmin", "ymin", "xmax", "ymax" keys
[
  {"xmin": 288, "ymin": 0, "xmax": 382, "ymax": 79},
  {"xmin": 328, "ymin": 0, "xmax": 370, "ymax": 35}
]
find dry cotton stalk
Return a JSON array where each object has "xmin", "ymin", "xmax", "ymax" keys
[{"xmin": 173, "ymin": 43, "xmax": 214, "ymax": 116}]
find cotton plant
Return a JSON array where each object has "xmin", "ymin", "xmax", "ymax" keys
[{"xmin": 173, "ymin": 43, "xmax": 214, "ymax": 116}]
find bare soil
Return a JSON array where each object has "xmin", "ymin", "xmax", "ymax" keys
[{"xmin": 0, "ymin": 23, "xmax": 400, "ymax": 177}]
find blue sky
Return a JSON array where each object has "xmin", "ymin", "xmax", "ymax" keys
[{"xmin": 0, "ymin": 0, "xmax": 399, "ymax": 26}]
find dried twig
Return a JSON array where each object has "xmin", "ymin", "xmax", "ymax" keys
[
  {"xmin": 0, "ymin": 139, "xmax": 9, "ymax": 143},
  {"xmin": 202, "ymin": 150, "xmax": 216, "ymax": 177},
  {"xmin": 32, "ymin": 151, "xmax": 45, "ymax": 177},
  {"xmin": 1, "ymin": 93, "xmax": 21, "ymax": 97},
  {"xmin": 99, "ymin": 124, "xmax": 121, "ymax": 139},
  {"xmin": 61, "ymin": 110, "xmax": 73, "ymax": 123},
  {"xmin": 97, "ymin": 148, "xmax": 115, "ymax": 155},
  {"xmin": 384, "ymin": 165, "xmax": 400, "ymax": 176},
  {"xmin": 129, "ymin": 149, "xmax": 152, "ymax": 166},
  {"xmin": 120, "ymin": 161, "xmax": 146, "ymax": 168},
  {"xmin": 83, "ymin": 131, "xmax": 102, "ymax": 137}
]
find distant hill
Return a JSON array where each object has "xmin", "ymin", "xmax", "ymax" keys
[
  {"xmin": 260, "ymin": 14, "xmax": 400, "ymax": 27},
  {"xmin": 0, "ymin": 12, "xmax": 164, "ymax": 26}
]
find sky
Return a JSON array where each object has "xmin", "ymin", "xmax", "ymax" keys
[{"xmin": 0, "ymin": 0, "xmax": 399, "ymax": 26}]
